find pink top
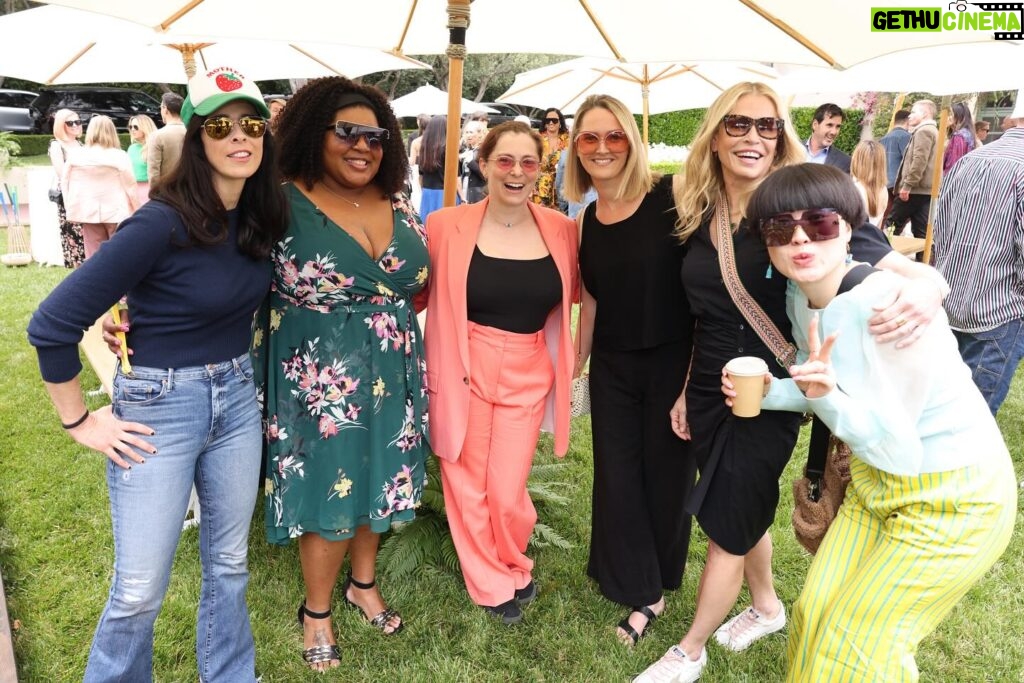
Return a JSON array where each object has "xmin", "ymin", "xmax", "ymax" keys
[{"xmin": 61, "ymin": 146, "xmax": 138, "ymax": 224}]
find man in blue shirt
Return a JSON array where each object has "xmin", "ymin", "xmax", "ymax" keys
[
  {"xmin": 805, "ymin": 103, "xmax": 851, "ymax": 173},
  {"xmin": 877, "ymin": 109, "xmax": 911, "ymax": 228}
]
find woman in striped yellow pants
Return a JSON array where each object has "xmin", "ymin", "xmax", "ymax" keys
[{"xmin": 743, "ymin": 164, "xmax": 1016, "ymax": 682}]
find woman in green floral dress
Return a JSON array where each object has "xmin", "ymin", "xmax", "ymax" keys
[{"xmin": 252, "ymin": 77, "xmax": 429, "ymax": 671}]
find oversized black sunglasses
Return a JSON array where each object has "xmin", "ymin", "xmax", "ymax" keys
[
  {"xmin": 721, "ymin": 114, "xmax": 785, "ymax": 140},
  {"xmin": 326, "ymin": 121, "xmax": 390, "ymax": 150},
  {"xmin": 760, "ymin": 208, "xmax": 843, "ymax": 247}
]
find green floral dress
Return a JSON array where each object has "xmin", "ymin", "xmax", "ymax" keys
[{"xmin": 253, "ymin": 184, "xmax": 430, "ymax": 544}]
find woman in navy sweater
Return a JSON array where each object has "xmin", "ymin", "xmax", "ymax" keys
[{"xmin": 27, "ymin": 68, "xmax": 287, "ymax": 683}]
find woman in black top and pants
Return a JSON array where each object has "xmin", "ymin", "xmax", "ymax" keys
[{"xmin": 564, "ymin": 94, "xmax": 695, "ymax": 645}]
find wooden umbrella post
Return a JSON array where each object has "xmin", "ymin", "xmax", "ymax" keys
[
  {"xmin": 923, "ymin": 94, "xmax": 951, "ymax": 263},
  {"xmin": 443, "ymin": 0, "xmax": 471, "ymax": 208}
]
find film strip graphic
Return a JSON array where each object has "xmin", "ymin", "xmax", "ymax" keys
[{"xmin": 961, "ymin": 1, "xmax": 1024, "ymax": 38}]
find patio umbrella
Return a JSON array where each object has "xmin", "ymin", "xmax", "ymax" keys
[
  {"xmin": 39, "ymin": 0, "xmax": 1006, "ymax": 207},
  {"xmin": 499, "ymin": 58, "xmax": 782, "ymax": 144},
  {"xmin": 0, "ymin": 6, "xmax": 429, "ymax": 84},
  {"xmin": 389, "ymin": 84, "xmax": 496, "ymax": 118}
]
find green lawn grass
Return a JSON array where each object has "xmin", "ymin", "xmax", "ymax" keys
[{"xmin": 2, "ymin": 227, "xmax": 1023, "ymax": 682}]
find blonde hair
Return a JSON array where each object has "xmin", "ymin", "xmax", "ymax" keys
[
  {"xmin": 85, "ymin": 115, "xmax": 120, "ymax": 149},
  {"xmin": 562, "ymin": 94, "xmax": 657, "ymax": 204},
  {"xmin": 673, "ymin": 82, "xmax": 806, "ymax": 242},
  {"xmin": 129, "ymin": 114, "xmax": 158, "ymax": 161},
  {"xmin": 52, "ymin": 109, "xmax": 81, "ymax": 143},
  {"xmin": 850, "ymin": 140, "xmax": 888, "ymax": 219}
]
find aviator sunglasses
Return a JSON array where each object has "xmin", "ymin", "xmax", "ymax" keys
[
  {"xmin": 573, "ymin": 130, "xmax": 630, "ymax": 154},
  {"xmin": 326, "ymin": 121, "xmax": 390, "ymax": 150},
  {"xmin": 488, "ymin": 154, "xmax": 540, "ymax": 173},
  {"xmin": 760, "ymin": 208, "xmax": 844, "ymax": 247},
  {"xmin": 202, "ymin": 115, "xmax": 268, "ymax": 140},
  {"xmin": 721, "ymin": 114, "xmax": 785, "ymax": 140}
]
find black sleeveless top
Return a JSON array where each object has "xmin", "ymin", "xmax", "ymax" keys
[
  {"xmin": 467, "ymin": 246, "xmax": 561, "ymax": 333},
  {"xmin": 578, "ymin": 174, "xmax": 691, "ymax": 351}
]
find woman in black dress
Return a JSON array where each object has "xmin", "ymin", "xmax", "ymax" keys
[
  {"xmin": 563, "ymin": 94, "xmax": 694, "ymax": 645},
  {"xmin": 635, "ymin": 82, "xmax": 952, "ymax": 683}
]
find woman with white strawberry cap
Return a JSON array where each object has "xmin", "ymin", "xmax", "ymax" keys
[{"xmin": 28, "ymin": 66, "xmax": 286, "ymax": 682}]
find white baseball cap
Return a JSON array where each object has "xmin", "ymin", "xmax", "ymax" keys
[{"xmin": 180, "ymin": 66, "xmax": 270, "ymax": 126}]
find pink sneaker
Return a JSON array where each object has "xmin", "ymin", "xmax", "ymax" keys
[
  {"xmin": 633, "ymin": 645, "xmax": 706, "ymax": 683},
  {"xmin": 713, "ymin": 601, "xmax": 786, "ymax": 652}
]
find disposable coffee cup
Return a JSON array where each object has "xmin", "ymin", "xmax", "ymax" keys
[{"xmin": 725, "ymin": 356, "xmax": 770, "ymax": 417}]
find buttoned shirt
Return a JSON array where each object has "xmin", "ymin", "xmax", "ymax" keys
[
  {"xmin": 933, "ymin": 127, "xmax": 1024, "ymax": 333},
  {"xmin": 805, "ymin": 139, "xmax": 829, "ymax": 164}
]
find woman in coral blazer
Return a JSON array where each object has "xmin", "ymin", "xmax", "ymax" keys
[{"xmin": 420, "ymin": 121, "xmax": 578, "ymax": 625}]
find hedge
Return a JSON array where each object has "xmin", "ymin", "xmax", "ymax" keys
[
  {"xmin": 641, "ymin": 107, "xmax": 866, "ymax": 155},
  {"xmin": 7, "ymin": 133, "xmax": 134, "ymax": 156}
]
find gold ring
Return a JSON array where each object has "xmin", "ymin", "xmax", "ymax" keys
[{"xmin": 895, "ymin": 316, "xmax": 907, "ymax": 328}]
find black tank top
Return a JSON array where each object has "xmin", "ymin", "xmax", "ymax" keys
[{"xmin": 466, "ymin": 246, "xmax": 562, "ymax": 333}]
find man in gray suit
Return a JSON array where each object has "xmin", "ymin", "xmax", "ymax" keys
[{"xmin": 805, "ymin": 103, "xmax": 851, "ymax": 173}]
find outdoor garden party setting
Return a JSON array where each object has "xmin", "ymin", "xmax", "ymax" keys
[{"xmin": 2, "ymin": 1, "xmax": 1024, "ymax": 681}]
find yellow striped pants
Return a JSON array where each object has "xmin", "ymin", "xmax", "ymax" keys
[{"xmin": 786, "ymin": 454, "xmax": 1016, "ymax": 682}]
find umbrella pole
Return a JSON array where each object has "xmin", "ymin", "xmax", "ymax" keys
[
  {"xmin": 642, "ymin": 65, "xmax": 650, "ymax": 147},
  {"xmin": 923, "ymin": 95, "xmax": 951, "ymax": 263},
  {"xmin": 443, "ymin": 0, "xmax": 471, "ymax": 208},
  {"xmin": 889, "ymin": 93, "xmax": 907, "ymax": 131}
]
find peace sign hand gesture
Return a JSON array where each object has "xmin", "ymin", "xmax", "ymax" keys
[{"xmin": 788, "ymin": 313, "xmax": 838, "ymax": 399}]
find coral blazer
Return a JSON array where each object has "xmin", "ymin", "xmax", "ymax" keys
[{"xmin": 420, "ymin": 198, "xmax": 579, "ymax": 462}]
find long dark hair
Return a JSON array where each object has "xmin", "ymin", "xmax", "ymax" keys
[
  {"xmin": 150, "ymin": 115, "xmax": 287, "ymax": 260},
  {"xmin": 275, "ymin": 76, "xmax": 407, "ymax": 195},
  {"xmin": 417, "ymin": 116, "xmax": 449, "ymax": 175}
]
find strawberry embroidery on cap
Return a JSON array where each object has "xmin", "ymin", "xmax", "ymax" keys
[{"xmin": 215, "ymin": 71, "xmax": 244, "ymax": 92}]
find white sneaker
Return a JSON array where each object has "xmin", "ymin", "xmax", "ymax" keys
[
  {"xmin": 713, "ymin": 601, "xmax": 786, "ymax": 652},
  {"xmin": 633, "ymin": 645, "xmax": 707, "ymax": 683}
]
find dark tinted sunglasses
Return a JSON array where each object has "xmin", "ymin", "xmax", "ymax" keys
[
  {"xmin": 544, "ymin": 118, "xmax": 560, "ymax": 124},
  {"xmin": 203, "ymin": 115, "xmax": 267, "ymax": 140},
  {"xmin": 721, "ymin": 114, "xmax": 785, "ymax": 140},
  {"xmin": 760, "ymin": 209, "xmax": 843, "ymax": 247},
  {"xmin": 65, "ymin": 120, "xmax": 83, "ymax": 127},
  {"xmin": 326, "ymin": 121, "xmax": 389, "ymax": 150},
  {"xmin": 129, "ymin": 124, "xmax": 140, "ymax": 131}
]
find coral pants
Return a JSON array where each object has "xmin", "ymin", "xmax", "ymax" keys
[
  {"xmin": 786, "ymin": 454, "xmax": 1016, "ymax": 682},
  {"xmin": 440, "ymin": 322, "xmax": 554, "ymax": 607}
]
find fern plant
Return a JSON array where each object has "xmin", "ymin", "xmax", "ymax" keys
[{"xmin": 378, "ymin": 453, "xmax": 575, "ymax": 579}]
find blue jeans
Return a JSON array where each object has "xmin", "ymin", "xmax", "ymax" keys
[
  {"xmin": 954, "ymin": 318, "xmax": 1024, "ymax": 416},
  {"xmin": 84, "ymin": 354, "xmax": 261, "ymax": 683}
]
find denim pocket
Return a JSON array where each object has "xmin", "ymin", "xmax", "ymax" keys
[{"xmin": 116, "ymin": 377, "xmax": 168, "ymax": 406}]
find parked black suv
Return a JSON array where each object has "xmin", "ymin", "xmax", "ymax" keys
[
  {"xmin": 30, "ymin": 87, "xmax": 162, "ymax": 134},
  {"xmin": 478, "ymin": 102, "xmax": 543, "ymax": 129},
  {"xmin": 0, "ymin": 89, "xmax": 37, "ymax": 133}
]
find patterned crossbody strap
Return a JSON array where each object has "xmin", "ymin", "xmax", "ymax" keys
[{"xmin": 714, "ymin": 200, "xmax": 797, "ymax": 368}]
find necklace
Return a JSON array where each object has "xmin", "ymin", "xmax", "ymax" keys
[
  {"xmin": 320, "ymin": 182, "xmax": 364, "ymax": 208},
  {"xmin": 486, "ymin": 211, "xmax": 526, "ymax": 229}
]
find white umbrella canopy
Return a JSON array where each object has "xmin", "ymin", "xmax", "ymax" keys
[
  {"xmin": 35, "ymin": 0, "xmax": 1006, "ymax": 67},
  {"xmin": 0, "ymin": 6, "xmax": 428, "ymax": 84},
  {"xmin": 389, "ymin": 85, "xmax": 496, "ymax": 118},
  {"xmin": 775, "ymin": 40, "xmax": 1024, "ymax": 96},
  {"xmin": 499, "ymin": 58, "xmax": 782, "ymax": 143}
]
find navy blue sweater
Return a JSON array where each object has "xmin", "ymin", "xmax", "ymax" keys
[{"xmin": 28, "ymin": 200, "xmax": 271, "ymax": 383}]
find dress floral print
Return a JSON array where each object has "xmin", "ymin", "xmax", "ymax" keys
[
  {"xmin": 253, "ymin": 184, "xmax": 430, "ymax": 543},
  {"xmin": 530, "ymin": 132, "xmax": 569, "ymax": 209}
]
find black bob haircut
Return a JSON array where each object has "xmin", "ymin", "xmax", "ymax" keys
[
  {"xmin": 746, "ymin": 164, "xmax": 867, "ymax": 238},
  {"xmin": 274, "ymin": 76, "xmax": 408, "ymax": 195}
]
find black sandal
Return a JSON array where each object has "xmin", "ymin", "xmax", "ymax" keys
[
  {"xmin": 297, "ymin": 601, "xmax": 341, "ymax": 669},
  {"xmin": 342, "ymin": 572, "xmax": 404, "ymax": 635},
  {"xmin": 617, "ymin": 605, "xmax": 659, "ymax": 646}
]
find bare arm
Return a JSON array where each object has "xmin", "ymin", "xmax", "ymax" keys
[
  {"xmin": 43, "ymin": 377, "xmax": 155, "ymax": 469},
  {"xmin": 573, "ymin": 284, "xmax": 595, "ymax": 378},
  {"xmin": 868, "ymin": 252, "xmax": 949, "ymax": 348}
]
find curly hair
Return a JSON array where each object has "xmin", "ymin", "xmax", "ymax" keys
[{"xmin": 274, "ymin": 76, "xmax": 408, "ymax": 195}]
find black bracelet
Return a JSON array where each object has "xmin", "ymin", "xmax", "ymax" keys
[{"xmin": 61, "ymin": 409, "xmax": 90, "ymax": 430}]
